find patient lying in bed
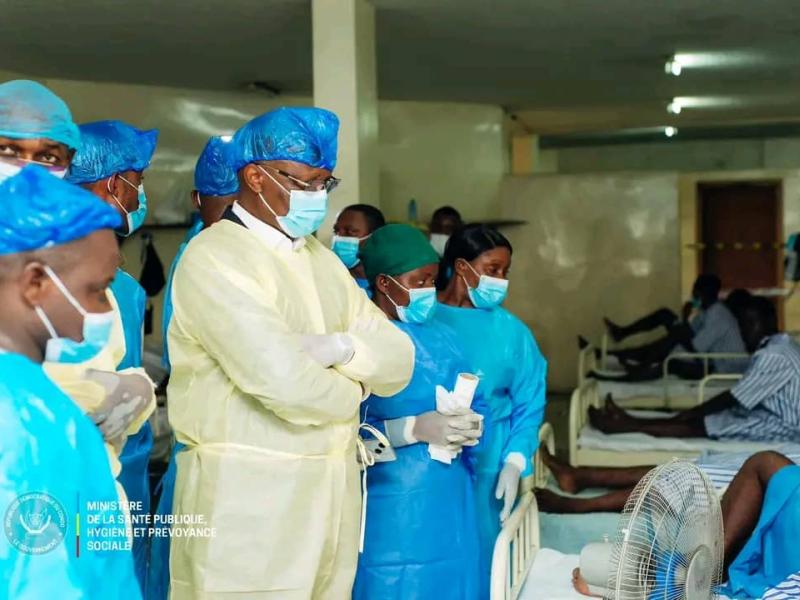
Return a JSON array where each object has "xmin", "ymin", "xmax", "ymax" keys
[
  {"xmin": 589, "ymin": 298, "xmax": 800, "ymax": 443},
  {"xmin": 589, "ymin": 276, "xmax": 749, "ymax": 381},
  {"xmin": 537, "ymin": 449, "xmax": 800, "ymax": 598}
]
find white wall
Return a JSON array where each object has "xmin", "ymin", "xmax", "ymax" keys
[{"xmin": 554, "ymin": 137, "xmax": 800, "ymax": 174}]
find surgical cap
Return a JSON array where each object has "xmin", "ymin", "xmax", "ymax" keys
[
  {"xmin": 66, "ymin": 120, "xmax": 159, "ymax": 184},
  {"xmin": 0, "ymin": 165, "xmax": 122, "ymax": 255},
  {"xmin": 231, "ymin": 107, "xmax": 339, "ymax": 171},
  {"xmin": 194, "ymin": 136, "xmax": 239, "ymax": 197},
  {"xmin": 360, "ymin": 224, "xmax": 440, "ymax": 284},
  {"xmin": 0, "ymin": 80, "xmax": 81, "ymax": 151}
]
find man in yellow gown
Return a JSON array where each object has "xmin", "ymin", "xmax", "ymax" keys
[{"xmin": 167, "ymin": 107, "xmax": 414, "ymax": 599}]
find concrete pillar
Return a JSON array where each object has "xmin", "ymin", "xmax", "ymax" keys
[
  {"xmin": 511, "ymin": 134, "xmax": 558, "ymax": 175},
  {"xmin": 312, "ymin": 0, "xmax": 379, "ymax": 243}
]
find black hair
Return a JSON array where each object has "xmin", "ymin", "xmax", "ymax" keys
[
  {"xmin": 435, "ymin": 223, "xmax": 512, "ymax": 290},
  {"xmin": 748, "ymin": 296, "xmax": 778, "ymax": 333},
  {"xmin": 342, "ymin": 204, "xmax": 386, "ymax": 233},
  {"xmin": 725, "ymin": 288, "xmax": 752, "ymax": 322},
  {"xmin": 431, "ymin": 205, "xmax": 462, "ymax": 224},
  {"xmin": 693, "ymin": 274, "xmax": 721, "ymax": 300}
]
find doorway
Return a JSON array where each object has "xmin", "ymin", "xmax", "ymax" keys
[{"xmin": 697, "ymin": 181, "xmax": 783, "ymax": 322}]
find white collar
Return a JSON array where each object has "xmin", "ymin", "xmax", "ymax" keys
[{"xmin": 232, "ymin": 201, "xmax": 306, "ymax": 252}]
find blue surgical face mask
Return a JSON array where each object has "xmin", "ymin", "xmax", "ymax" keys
[
  {"xmin": 34, "ymin": 265, "xmax": 115, "ymax": 364},
  {"xmin": 258, "ymin": 166, "xmax": 328, "ymax": 238},
  {"xmin": 385, "ymin": 276, "xmax": 437, "ymax": 324},
  {"xmin": 331, "ymin": 235, "xmax": 368, "ymax": 269},
  {"xmin": 111, "ymin": 175, "xmax": 148, "ymax": 236},
  {"xmin": 462, "ymin": 261, "xmax": 509, "ymax": 309}
]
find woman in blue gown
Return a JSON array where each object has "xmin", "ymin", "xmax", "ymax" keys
[
  {"xmin": 432, "ymin": 224, "xmax": 547, "ymax": 597},
  {"xmin": 353, "ymin": 224, "xmax": 485, "ymax": 600}
]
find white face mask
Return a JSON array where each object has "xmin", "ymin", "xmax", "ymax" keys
[{"xmin": 430, "ymin": 233, "xmax": 449, "ymax": 257}]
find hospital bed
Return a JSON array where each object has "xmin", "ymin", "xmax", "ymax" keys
[
  {"xmin": 567, "ymin": 376, "xmax": 795, "ymax": 467},
  {"xmin": 492, "ymin": 430, "xmax": 796, "ymax": 600},
  {"xmin": 578, "ymin": 342, "xmax": 747, "ymax": 410}
]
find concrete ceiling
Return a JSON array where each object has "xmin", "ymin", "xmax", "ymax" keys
[{"xmin": 2, "ymin": 0, "xmax": 800, "ymax": 134}]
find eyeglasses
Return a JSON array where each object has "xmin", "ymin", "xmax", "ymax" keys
[{"xmin": 261, "ymin": 164, "xmax": 340, "ymax": 193}]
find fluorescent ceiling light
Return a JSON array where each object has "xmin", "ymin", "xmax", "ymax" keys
[
  {"xmin": 667, "ymin": 99, "xmax": 682, "ymax": 114},
  {"xmin": 664, "ymin": 126, "xmax": 678, "ymax": 138},
  {"xmin": 664, "ymin": 56, "xmax": 682, "ymax": 76}
]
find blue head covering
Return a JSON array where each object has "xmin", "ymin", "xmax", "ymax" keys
[
  {"xmin": 66, "ymin": 120, "xmax": 159, "ymax": 184},
  {"xmin": 230, "ymin": 107, "xmax": 339, "ymax": 171},
  {"xmin": 0, "ymin": 80, "xmax": 81, "ymax": 151},
  {"xmin": 194, "ymin": 136, "xmax": 239, "ymax": 197},
  {"xmin": 0, "ymin": 165, "xmax": 122, "ymax": 255}
]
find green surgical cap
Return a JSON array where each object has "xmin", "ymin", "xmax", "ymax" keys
[{"xmin": 360, "ymin": 224, "xmax": 440, "ymax": 284}]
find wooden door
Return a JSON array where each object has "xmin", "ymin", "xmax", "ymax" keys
[{"xmin": 698, "ymin": 181, "xmax": 783, "ymax": 324}]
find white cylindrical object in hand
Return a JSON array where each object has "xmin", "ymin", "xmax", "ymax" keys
[{"xmin": 453, "ymin": 372, "xmax": 479, "ymax": 405}]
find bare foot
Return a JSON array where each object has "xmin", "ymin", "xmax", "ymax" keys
[
  {"xmin": 534, "ymin": 488, "xmax": 574, "ymax": 513},
  {"xmin": 572, "ymin": 568, "xmax": 602, "ymax": 597},
  {"xmin": 588, "ymin": 402, "xmax": 634, "ymax": 434},
  {"xmin": 539, "ymin": 443, "xmax": 580, "ymax": 493}
]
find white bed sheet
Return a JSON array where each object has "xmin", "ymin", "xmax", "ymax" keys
[
  {"xmin": 519, "ymin": 548, "xmax": 737, "ymax": 600},
  {"xmin": 595, "ymin": 377, "xmax": 734, "ymax": 401},
  {"xmin": 579, "ymin": 422, "xmax": 782, "ymax": 454}
]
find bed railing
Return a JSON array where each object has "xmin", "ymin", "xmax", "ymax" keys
[
  {"xmin": 662, "ymin": 352, "xmax": 749, "ymax": 379},
  {"xmin": 534, "ymin": 422, "xmax": 555, "ymax": 490},
  {"xmin": 490, "ymin": 491, "xmax": 540, "ymax": 600},
  {"xmin": 698, "ymin": 373, "xmax": 742, "ymax": 401},
  {"xmin": 569, "ymin": 380, "xmax": 601, "ymax": 466}
]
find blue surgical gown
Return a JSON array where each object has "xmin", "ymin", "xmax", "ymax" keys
[
  {"xmin": 725, "ymin": 465, "xmax": 800, "ymax": 599},
  {"xmin": 353, "ymin": 319, "xmax": 480, "ymax": 600},
  {"xmin": 432, "ymin": 303, "xmax": 547, "ymax": 598},
  {"xmin": 162, "ymin": 216, "xmax": 204, "ymax": 371},
  {"xmin": 149, "ymin": 218, "xmax": 202, "ymax": 600},
  {"xmin": 0, "ymin": 352, "xmax": 140, "ymax": 599},
  {"xmin": 355, "ymin": 277, "xmax": 373, "ymax": 298},
  {"xmin": 111, "ymin": 268, "xmax": 152, "ymax": 593}
]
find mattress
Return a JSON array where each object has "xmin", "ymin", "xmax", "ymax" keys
[
  {"xmin": 578, "ymin": 418, "xmax": 784, "ymax": 454},
  {"xmin": 517, "ymin": 548, "xmax": 755, "ymax": 600},
  {"xmin": 595, "ymin": 376, "xmax": 734, "ymax": 401}
]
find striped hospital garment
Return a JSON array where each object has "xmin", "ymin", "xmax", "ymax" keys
[
  {"xmin": 697, "ymin": 451, "xmax": 800, "ymax": 490},
  {"xmin": 764, "ymin": 573, "xmax": 800, "ymax": 599},
  {"xmin": 705, "ymin": 334, "xmax": 800, "ymax": 442},
  {"xmin": 691, "ymin": 301, "xmax": 749, "ymax": 374}
]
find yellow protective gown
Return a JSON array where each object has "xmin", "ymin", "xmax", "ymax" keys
[
  {"xmin": 44, "ymin": 291, "xmax": 156, "ymax": 500},
  {"xmin": 166, "ymin": 219, "xmax": 414, "ymax": 600}
]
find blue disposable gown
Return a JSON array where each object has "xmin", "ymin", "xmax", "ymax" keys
[
  {"xmin": 149, "ymin": 217, "xmax": 203, "ymax": 600},
  {"xmin": 725, "ymin": 465, "xmax": 800, "ymax": 599},
  {"xmin": 111, "ymin": 268, "xmax": 152, "ymax": 592},
  {"xmin": 353, "ymin": 319, "xmax": 480, "ymax": 600},
  {"xmin": 162, "ymin": 216, "xmax": 204, "ymax": 371},
  {"xmin": 355, "ymin": 277, "xmax": 372, "ymax": 298},
  {"xmin": 432, "ymin": 304, "xmax": 547, "ymax": 598},
  {"xmin": 0, "ymin": 352, "xmax": 140, "ymax": 599}
]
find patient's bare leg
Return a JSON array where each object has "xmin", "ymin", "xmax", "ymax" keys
[
  {"xmin": 588, "ymin": 396, "xmax": 707, "ymax": 438},
  {"xmin": 721, "ymin": 451, "xmax": 792, "ymax": 570},
  {"xmin": 540, "ymin": 444, "xmax": 651, "ymax": 493}
]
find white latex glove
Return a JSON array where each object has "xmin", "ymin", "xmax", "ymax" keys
[
  {"xmin": 299, "ymin": 333, "xmax": 355, "ymax": 368},
  {"xmin": 411, "ymin": 410, "xmax": 483, "ymax": 450},
  {"xmin": 84, "ymin": 369, "xmax": 153, "ymax": 442},
  {"xmin": 495, "ymin": 458, "xmax": 523, "ymax": 523}
]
